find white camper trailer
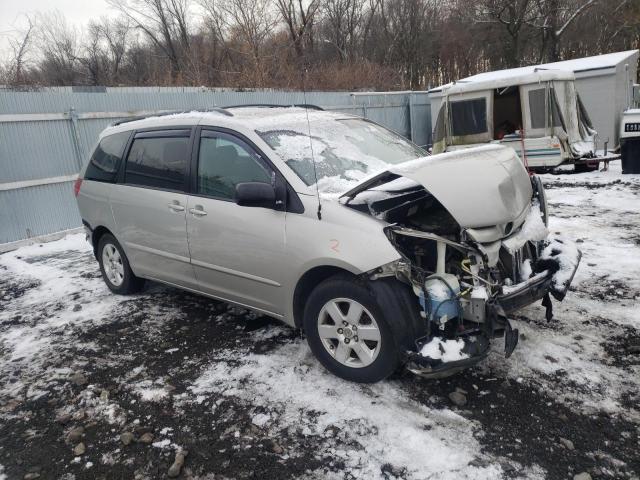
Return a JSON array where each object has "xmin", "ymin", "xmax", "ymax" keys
[{"xmin": 430, "ymin": 68, "xmax": 602, "ymax": 170}]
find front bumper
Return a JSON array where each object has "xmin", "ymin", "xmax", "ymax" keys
[
  {"xmin": 499, "ymin": 235, "xmax": 582, "ymax": 313},
  {"xmin": 497, "ymin": 271, "xmax": 553, "ymax": 314}
]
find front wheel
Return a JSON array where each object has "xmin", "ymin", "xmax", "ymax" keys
[
  {"xmin": 303, "ymin": 275, "xmax": 403, "ymax": 383},
  {"xmin": 98, "ymin": 234, "xmax": 144, "ymax": 294}
]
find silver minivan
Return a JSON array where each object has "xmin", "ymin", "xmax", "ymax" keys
[{"xmin": 74, "ymin": 106, "xmax": 581, "ymax": 383}]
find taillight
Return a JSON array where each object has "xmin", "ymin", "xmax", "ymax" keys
[{"xmin": 73, "ymin": 177, "xmax": 83, "ymax": 197}]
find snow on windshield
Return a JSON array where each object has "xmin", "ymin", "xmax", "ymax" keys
[{"xmin": 253, "ymin": 112, "xmax": 425, "ymax": 193}]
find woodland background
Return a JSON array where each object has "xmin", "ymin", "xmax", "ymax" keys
[{"xmin": 2, "ymin": 0, "xmax": 639, "ymax": 90}]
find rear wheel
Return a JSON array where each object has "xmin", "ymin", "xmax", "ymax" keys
[
  {"xmin": 303, "ymin": 275, "xmax": 403, "ymax": 383},
  {"xmin": 98, "ymin": 234, "xmax": 144, "ymax": 294}
]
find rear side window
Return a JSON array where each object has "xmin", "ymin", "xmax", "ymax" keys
[
  {"xmin": 125, "ymin": 135, "xmax": 189, "ymax": 191},
  {"xmin": 450, "ymin": 98, "xmax": 487, "ymax": 136},
  {"xmin": 84, "ymin": 131, "xmax": 130, "ymax": 182}
]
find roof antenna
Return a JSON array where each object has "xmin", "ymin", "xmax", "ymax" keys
[{"xmin": 301, "ymin": 62, "xmax": 322, "ymax": 220}]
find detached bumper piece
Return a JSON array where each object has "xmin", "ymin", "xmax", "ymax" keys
[{"xmin": 406, "ymin": 335, "xmax": 490, "ymax": 379}]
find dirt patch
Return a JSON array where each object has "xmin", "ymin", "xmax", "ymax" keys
[
  {"xmin": 406, "ymin": 370, "xmax": 639, "ymax": 479},
  {"xmin": 572, "ymin": 275, "xmax": 639, "ymax": 302},
  {"xmin": 601, "ymin": 325, "xmax": 640, "ymax": 371}
]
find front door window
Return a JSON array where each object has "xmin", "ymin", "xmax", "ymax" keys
[{"xmin": 197, "ymin": 135, "xmax": 271, "ymax": 200}]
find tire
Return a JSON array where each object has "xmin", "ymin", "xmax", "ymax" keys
[
  {"xmin": 303, "ymin": 274, "xmax": 405, "ymax": 383},
  {"xmin": 97, "ymin": 234, "xmax": 144, "ymax": 294}
]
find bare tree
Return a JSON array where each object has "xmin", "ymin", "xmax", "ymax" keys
[
  {"xmin": 474, "ymin": 0, "xmax": 537, "ymax": 68},
  {"xmin": 98, "ymin": 17, "xmax": 132, "ymax": 82},
  {"xmin": 380, "ymin": 0, "xmax": 439, "ymax": 89},
  {"xmin": 36, "ymin": 11, "xmax": 81, "ymax": 85},
  {"xmin": 528, "ymin": 0, "xmax": 599, "ymax": 62},
  {"xmin": 107, "ymin": 0, "xmax": 192, "ymax": 79},
  {"xmin": 4, "ymin": 15, "xmax": 36, "ymax": 85},
  {"xmin": 201, "ymin": 0, "xmax": 279, "ymax": 86},
  {"xmin": 276, "ymin": 0, "xmax": 321, "ymax": 58},
  {"xmin": 78, "ymin": 22, "xmax": 110, "ymax": 85},
  {"xmin": 321, "ymin": 0, "xmax": 368, "ymax": 62}
]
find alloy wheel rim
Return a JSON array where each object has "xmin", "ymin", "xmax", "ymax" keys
[
  {"xmin": 102, "ymin": 243, "xmax": 124, "ymax": 287},
  {"xmin": 317, "ymin": 298, "xmax": 382, "ymax": 368}
]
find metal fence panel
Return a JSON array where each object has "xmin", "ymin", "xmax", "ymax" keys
[
  {"xmin": 0, "ymin": 120, "xmax": 80, "ymax": 183},
  {"xmin": 1, "ymin": 182, "xmax": 82, "ymax": 243},
  {"xmin": 0, "ymin": 88, "xmax": 430, "ymax": 245}
]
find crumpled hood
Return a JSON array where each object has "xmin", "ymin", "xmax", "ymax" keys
[{"xmin": 341, "ymin": 144, "xmax": 533, "ymax": 229}]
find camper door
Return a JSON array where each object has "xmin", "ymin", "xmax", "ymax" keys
[{"xmin": 447, "ymin": 91, "xmax": 493, "ymax": 146}]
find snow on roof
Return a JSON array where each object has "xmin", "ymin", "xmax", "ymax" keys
[
  {"xmin": 430, "ymin": 50, "xmax": 639, "ymax": 95},
  {"xmin": 226, "ymin": 106, "xmax": 346, "ymax": 124},
  {"xmin": 432, "ymin": 69, "xmax": 574, "ymax": 96},
  {"xmin": 540, "ymin": 50, "xmax": 638, "ymax": 73},
  {"xmin": 102, "ymin": 107, "xmax": 348, "ymax": 136}
]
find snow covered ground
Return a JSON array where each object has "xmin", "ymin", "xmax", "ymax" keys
[{"xmin": 0, "ymin": 163, "xmax": 638, "ymax": 479}]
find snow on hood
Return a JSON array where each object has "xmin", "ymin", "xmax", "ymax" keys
[
  {"xmin": 502, "ymin": 203, "xmax": 549, "ymax": 254},
  {"xmin": 342, "ymin": 145, "xmax": 533, "ymax": 229}
]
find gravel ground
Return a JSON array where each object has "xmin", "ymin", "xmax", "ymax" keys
[{"xmin": 0, "ymin": 164, "xmax": 638, "ymax": 480}]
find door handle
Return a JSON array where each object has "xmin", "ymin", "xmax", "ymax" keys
[
  {"xmin": 168, "ymin": 202, "xmax": 185, "ymax": 212},
  {"xmin": 189, "ymin": 206, "xmax": 207, "ymax": 217}
]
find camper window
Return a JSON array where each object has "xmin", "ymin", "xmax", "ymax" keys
[
  {"xmin": 529, "ymin": 89, "xmax": 547, "ymax": 129},
  {"xmin": 529, "ymin": 88, "xmax": 563, "ymax": 130},
  {"xmin": 450, "ymin": 98, "xmax": 487, "ymax": 136}
]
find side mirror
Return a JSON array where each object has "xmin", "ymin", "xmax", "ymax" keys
[{"xmin": 235, "ymin": 182, "xmax": 276, "ymax": 209}]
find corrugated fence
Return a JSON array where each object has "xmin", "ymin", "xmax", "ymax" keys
[{"xmin": 0, "ymin": 87, "xmax": 431, "ymax": 247}]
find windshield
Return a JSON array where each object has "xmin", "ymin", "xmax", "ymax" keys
[{"xmin": 257, "ymin": 118, "xmax": 426, "ymax": 193}]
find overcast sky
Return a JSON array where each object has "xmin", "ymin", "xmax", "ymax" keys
[{"xmin": 0, "ymin": 0, "xmax": 115, "ymax": 57}]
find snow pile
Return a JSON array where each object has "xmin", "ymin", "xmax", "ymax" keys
[
  {"xmin": 502, "ymin": 204, "xmax": 549, "ymax": 254},
  {"xmin": 187, "ymin": 341, "xmax": 501, "ymax": 479},
  {"xmin": 419, "ymin": 338, "xmax": 469, "ymax": 363},
  {"xmin": 519, "ymin": 258, "xmax": 533, "ymax": 282},
  {"xmin": 0, "ymin": 234, "xmax": 123, "ymax": 400},
  {"xmin": 131, "ymin": 380, "xmax": 170, "ymax": 402}
]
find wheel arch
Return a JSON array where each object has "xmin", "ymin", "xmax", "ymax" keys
[
  {"xmin": 292, "ymin": 265, "xmax": 357, "ymax": 329},
  {"xmin": 91, "ymin": 225, "xmax": 114, "ymax": 259}
]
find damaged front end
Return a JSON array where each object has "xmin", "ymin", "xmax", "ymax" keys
[{"xmin": 342, "ymin": 146, "xmax": 581, "ymax": 379}]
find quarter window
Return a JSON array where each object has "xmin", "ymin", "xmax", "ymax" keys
[
  {"xmin": 125, "ymin": 135, "xmax": 189, "ymax": 190},
  {"xmin": 85, "ymin": 131, "xmax": 130, "ymax": 182},
  {"xmin": 197, "ymin": 135, "xmax": 271, "ymax": 200},
  {"xmin": 450, "ymin": 98, "xmax": 487, "ymax": 136}
]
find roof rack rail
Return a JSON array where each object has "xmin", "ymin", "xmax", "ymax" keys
[
  {"xmin": 112, "ymin": 110, "xmax": 183, "ymax": 126},
  {"xmin": 111, "ymin": 107, "xmax": 233, "ymax": 126},
  {"xmin": 223, "ymin": 103, "xmax": 324, "ymax": 111}
]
